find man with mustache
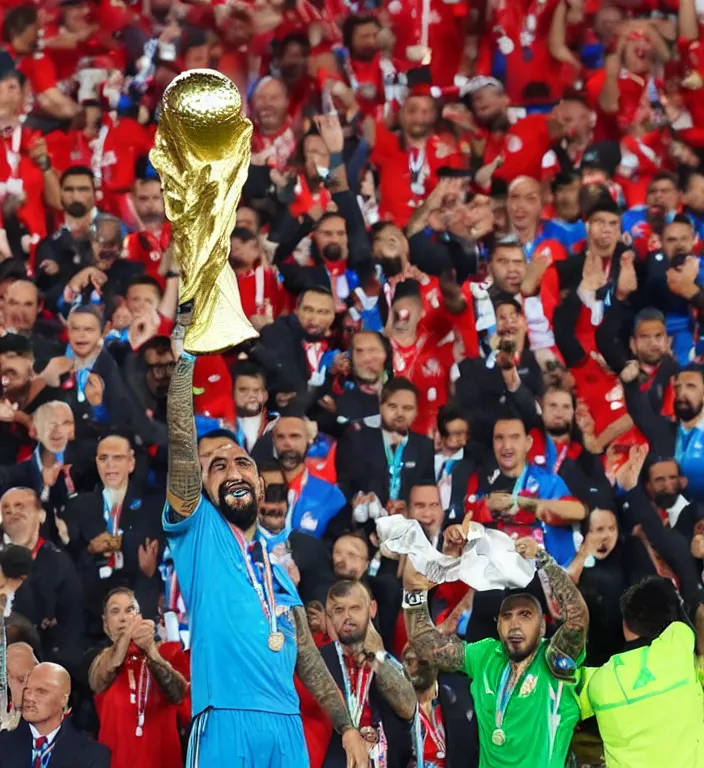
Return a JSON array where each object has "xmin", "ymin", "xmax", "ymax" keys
[
  {"xmin": 403, "ymin": 537, "xmax": 589, "ymax": 768},
  {"xmin": 271, "ymin": 414, "xmax": 346, "ymax": 540},
  {"xmin": 315, "ymin": 580, "xmax": 416, "ymax": 768},
  {"xmin": 162, "ymin": 342, "xmax": 369, "ymax": 768},
  {"xmin": 623, "ymin": 364, "xmax": 704, "ymax": 501}
]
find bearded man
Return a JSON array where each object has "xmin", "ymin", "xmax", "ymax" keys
[{"xmin": 163, "ymin": 340, "xmax": 369, "ymax": 768}]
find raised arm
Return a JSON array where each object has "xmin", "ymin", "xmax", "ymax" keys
[
  {"xmin": 166, "ymin": 344, "xmax": 202, "ymax": 517},
  {"xmin": 88, "ymin": 631, "xmax": 132, "ymax": 694},
  {"xmin": 402, "ymin": 563, "xmax": 466, "ymax": 672},
  {"xmin": 531, "ymin": 545, "xmax": 589, "ymax": 680}
]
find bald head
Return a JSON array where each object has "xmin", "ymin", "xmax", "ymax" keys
[
  {"xmin": 22, "ymin": 663, "xmax": 70, "ymax": 729},
  {"xmin": 7, "ymin": 642, "xmax": 38, "ymax": 712},
  {"xmin": 33, "ymin": 401, "xmax": 74, "ymax": 454}
]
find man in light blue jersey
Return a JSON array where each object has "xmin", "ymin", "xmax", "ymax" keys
[{"xmin": 162, "ymin": 339, "xmax": 369, "ymax": 768}]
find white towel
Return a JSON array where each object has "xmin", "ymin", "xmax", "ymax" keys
[{"xmin": 376, "ymin": 517, "xmax": 535, "ymax": 592}]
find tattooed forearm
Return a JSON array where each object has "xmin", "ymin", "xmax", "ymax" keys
[
  {"xmin": 146, "ymin": 650, "xmax": 187, "ymax": 704},
  {"xmin": 292, "ymin": 607, "xmax": 353, "ymax": 734},
  {"xmin": 404, "ymin": 597, "xmax": 466, "ymax": 672},
  {"xmin": 373, "ymin": 657, "xmax": 417, "ymax": 720},
  {"xmin": 166, "ymin": 353, "xmax": 202, "ymax": 516},
  {"xmin": 536, "ymin": 550, "xmax": 589, "ymax": 676},
  {"xmin": 88, "ymin": 642, "xmax": 128, "ymax": 694}
]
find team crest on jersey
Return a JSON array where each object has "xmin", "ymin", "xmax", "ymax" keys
[
  {"xmin": 526, "ymin": 477, "xmax": 540, "ymax": 494},
  {"xmin": 507, "ymin": 135, "xmax": 523, "ymax": 153},
  {"xmin": 423, "ymin": 358, "xmax": 441, "ymax": 376},
  {"xmin": 519, "ymin": 674, "xmax": 538, "ymax": 697}
]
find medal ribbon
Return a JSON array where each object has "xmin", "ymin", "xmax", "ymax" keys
[
  {"xmin": 136, "ymin": 657, "xmax": 150, "ymax": 736},
  {"xmin": 419, "ymin": 701, "xmax": 446, "ymax": 756},
  {"xmin": 384, "ymin": 439, "xmax": 407, "ymax": 501},
  {"xmin": 335, "ymin": 641, "xmax": 375, "ymax": 729},
  {"xmin": 230, "ymin": 526, "xmax": 278, "ymax": 637},
  {"xmin": 494, "ymin": 663, "xmax": 516, "ymax": 731}
]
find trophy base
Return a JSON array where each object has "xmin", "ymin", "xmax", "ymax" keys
[{"xmin": 182, "ymin": 268, "xmax": 259, "ymax": 355}]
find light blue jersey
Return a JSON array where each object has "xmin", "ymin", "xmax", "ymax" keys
[{"xmin": 163, "ymin": 495, "xmax": 303, "ymax": 717}]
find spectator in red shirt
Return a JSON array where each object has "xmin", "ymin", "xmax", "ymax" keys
[{"xmin": 3, "ymin": 4, "xmax": 80, "ymax": 123}]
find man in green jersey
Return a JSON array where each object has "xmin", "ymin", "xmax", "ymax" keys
[{"xmin": 403, "ymin": 535, "xmax": 589, "ymax": 768}]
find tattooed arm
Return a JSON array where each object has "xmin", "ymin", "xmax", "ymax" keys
[
  {"xmin": 403, "ymin": 597, "xmax": 466, "ymax": 672},
  {"xmin": 372, "ymin": 655, "xmax": 417, "ymax": 720},
  {"xmin": 166, "ymin": 352, "xmax": 202, "ymax": 517},
  {"xmin": 146, "ymin": 646, "xmax": 188, "ymax": 705},
  {"xmin": 88, "ymin": 632, "xmax": 132, "ymax": 694},
  {"xmin": 535, "ymin": 548, "xmax": 589, "ymax": 681},
  {"xmin": 292, "ymin": 606, "xmax": 353, "ymax": 733}
]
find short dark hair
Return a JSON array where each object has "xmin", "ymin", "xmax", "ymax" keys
[
  {"xmin": 334, "ymin": 531, "xmax": 371, "ymax": 560},
  {"xmin": 127, "ymin": 274, "xmax": 163, "ymax": 299},
  {"xmin": 437, "ymin": 404, "xmax": 468, "ymax": 437},
  {"xmin": 381, "ymin": 376, "xmax": 417, "ymax": 404},
  {"xmin": 493, "ymin": 293, "xmax": 523, "ymax": 315},
  {"xmin": 342, "ymin": 14, "xmax": 380, "ymax": 51},
  {"xmin": 493, "ymin": 413, "xmax": 528, "ymax": 435},
  {"xmin": 232, "ymin": 360, "xmax": 267, "ymax": 386},
  {"xmin": 68, "ymin": 304, "xmax": 104, "ymax": 330},
  {"xmin": 3, "ymin": 5, "xmax": 37, "ymax": 42},
  {"xmin": 327, "ymin": 578, "xmax": 373, "ymax": 604},
  {"xmin": 297, "ymin": 285, "xmax": 334, "ymax": 307},
  {"xmin": 198, "ymin": 428, "xmax": 239, "ymax": 447},
  {"xmin": 139, "ymin": 334, "xmax": 172, "ymax": 360},
  {"xmin": 620, "ymin": 577, "xmax": 681, "ymax": 639},
  {"xmin": 489, "ymin": 237, "xmax": 524, "ymax": 262},
  {"xmin": 677, "ymin": 363, "xmax": 704, "ymax": 384},
  {"xmin": 60, "ymin": 165, "xmax": 94, "ymax": 186},
  {"xmin": 103, "ymin": 586, "xmax": 137, "ymax": 614},
  {"xmin": 649, "ymin": 170, "xmax": 677, "ymax": 189},
  {"xmin": 633, "ymin": 308, "xmax": 666, "ymax": 334},
  {"xmin": 666, "ymin": 213, "xmax": 694, "ymax": 230}
]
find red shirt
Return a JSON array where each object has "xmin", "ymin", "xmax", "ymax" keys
[
  {"xmin": 341, "ymin": 651, "xmax": 374, "ymax": 729},
  {"xmin": 122, "ymin": 225, "xmax": 173, "ymax": 287},
  {"xmin": 385, "ymin": 0, "xmax": 469, "ymax": 86},
  {"xmin": 371, "ymin": 124, "xmax": 462, "ymax": 227},
  {"xmin": 420, "ymin": 700, "xmax": 447, "ymax": 767},
  {"xmin": 95, "ymin": 642, "xmax": 187, "ymax": 768},
  {"xmin": 6, "ymin": 46, "xmax": 58, "ymax": 99},
  {"xmin": 390, "ymin": 333, "xmax": 453, "ymax": 437},
  {"xmin": 585, "ymin": 69, "xmax": 648, "ymax": 142}
]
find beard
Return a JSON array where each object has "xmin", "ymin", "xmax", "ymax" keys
[
  {"xmin": 338, "ymin": 626, "xmax": 366, "ymax": 647},
  {"xmin": 379, "ymin": 256, "xmax": 403, "ymax": 277},
  {"xmin": 653, "ymin": 490, "xmax": 679, "ymax": 509},
  {"xmin": 546, "ymin": 422, "xmax": 571, "ymax": 437},
  {"xmin": 322, "ymin": 243, "xmax": 344, "ymax": 262},
  {"xmin": 236, "ymin": 403, "xmax": 262, "ymax": 417},
  {"xmin": 675, "ymin": 399, "xmax": 701, "ymax": 423},
  {"xmin": 505, "ymin": 643, "xmax": 538, "ymax": 663},
  {"xmin": 354, "ymin": 366, "xmax": 381, "ymax": 385},
  {"xmin": 217, "ymin": 480, "xmax": 258, "ymax": 530},
  {"xmin": 278, "ymin": 449, "xmax": 305, "ymax": 471},
  {"xmin": 65, "ymin": 201, "xmax": 89, "ymax": 218}
]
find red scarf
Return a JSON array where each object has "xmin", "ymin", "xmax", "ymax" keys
[{"xmin": 251, "ymin": 119, "xmax": 296, "ymax": 172}]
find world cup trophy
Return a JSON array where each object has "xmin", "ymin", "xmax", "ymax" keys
[{"xmin": 150, "ymin": 69, "xmax": 257, "ymax": 354}]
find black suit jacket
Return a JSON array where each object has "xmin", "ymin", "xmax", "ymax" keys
[
  {"xmin": 319, "ymin": 642, "xmax": 413, "ymax": 768},
  {"xmin": 437, "ymin": 673, "xmax": 480, "ymax": 768},
  {"xmin": 251, "ymin": 314, "xmax": 312, "ymax": 395},
  {"xmin": 62, "ymin": 481, "xmax": 164, "ymax": 640},
  {"xmin": 0, "ymin": 718, "xmax": 110, "ymax": 768},
  {"xmin": 336, "ymin": 426, "xmax": 435, "ymax": 505}
]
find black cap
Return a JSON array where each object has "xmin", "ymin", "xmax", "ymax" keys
[
  {"xmin": 0, "ymin": 333, "xmax": 33, "ymax": 356},
  {"xmin": 582, "ymin": 141, "xmax": 622, "ymax": 178},
  {"xmin": 230, "ymin": 226, "xmax": 257, "ymax": 242}
]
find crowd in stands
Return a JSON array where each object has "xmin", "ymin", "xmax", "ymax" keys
[{"xmin": 0, "ymin": 0, "xmax": 704, "ymax": 766}]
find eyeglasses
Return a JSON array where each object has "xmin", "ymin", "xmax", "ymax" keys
[{"xmin": 146, "ymin": 362, "xmax": 176, "ymax": 375}]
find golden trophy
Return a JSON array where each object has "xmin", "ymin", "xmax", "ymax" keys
[{"xmin": 150, "ymin": 69, "xmax": 258, "ymax": 354}]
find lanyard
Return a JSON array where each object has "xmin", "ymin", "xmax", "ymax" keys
[
  {"xmin": 102, "ymin": 492, "xmax": 123, "ymax": 535},
  {"xmin": 229, "ymin": 526, "xmax": 278, "ymax": 635},
  {"xmin": 384, "ymin": 439, "xmax": 407, "ymax": 501},
  {"xmin": 511, "ymin": 464, "xmax": 529, "ymax": 496},
  {"xmin": 31, "ymin": 537, "xmax": 45, "ymax": 560},
  {"xmin": 391, "ymin": 335, "xmax": 426, "ymax": 382},
  {"xmin": 335, "ymin": 641, "xmax": 375, "ymax": 729},
  {"xmin": 127, "ymin": 656, "xmax": 151, "ymax": 737},
  {"xmin": 551, "ymin": 440, "xmax": 570, "ymax": 475},
  {"xmin": 418, "ymin": 700, "xmax": 446, "ymax": 757},
  {"xmin": 303, "ymin": 341, "xmax": 325, "ymax": 375},
  {"xmin": 495, "ymin": 663, "xmax": 517, "ymax": 731}
]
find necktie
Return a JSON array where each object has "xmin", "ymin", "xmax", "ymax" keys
[{"xmin": 33, "ymin": 736, "xmax": 48, "ymax": 768}]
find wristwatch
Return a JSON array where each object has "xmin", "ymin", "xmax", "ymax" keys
[
  {"xmin": 35, "ymin": 154, "xmax": 52, "ymax": 173},
  {"xmin": 402, "ymin": 590, "xmax": 427, "ymax": 610}
]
